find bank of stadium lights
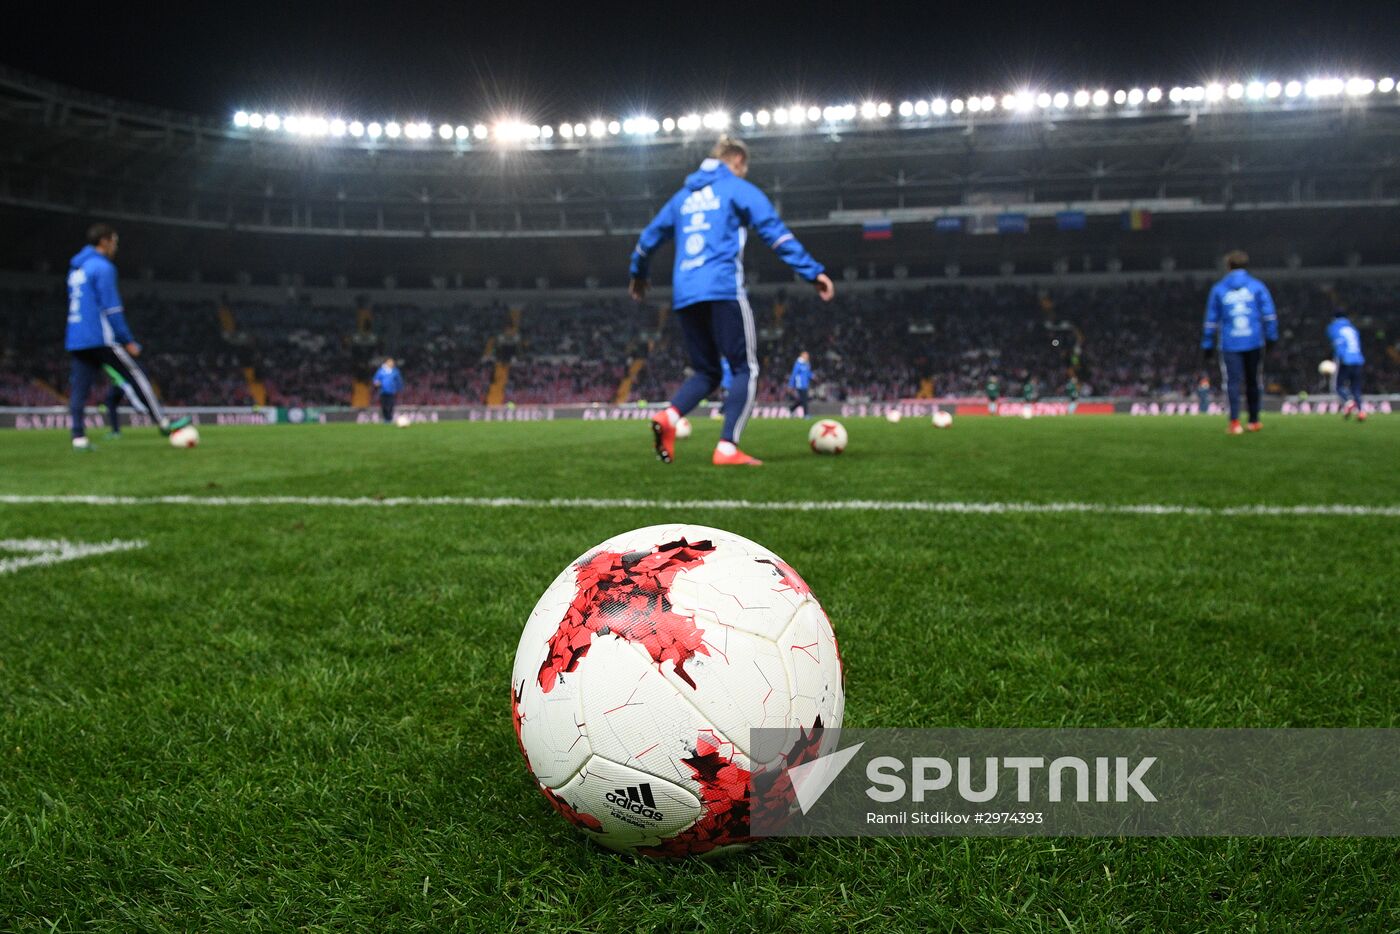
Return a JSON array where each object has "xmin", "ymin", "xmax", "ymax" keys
[{"xmin": 231, "ymin": 74, "xmax": 1400, "ymax": 146}]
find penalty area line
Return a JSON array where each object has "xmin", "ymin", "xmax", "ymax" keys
[{"xmin": 2, "ymin": 494, "xmax": 1400, "ymax": 518}]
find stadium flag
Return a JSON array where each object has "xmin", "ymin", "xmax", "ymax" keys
[
  {"xmin": 997, "ymin": 213, "xmax": 1029, "ymax": 234},
  {"xmin": 1056, "ymin": 210, "xmax": 1088, "ymax": 231},
  {"xmin": 862, "ymin": 220, "xmax": 894, "ymax": 241},
  {"xmin": 934, "ymin": 216, "xmax": 965, "ymax": 233},
  {"xmin": 1123, "ymin": 209, "xmax": 1153, "ymax": 231}
]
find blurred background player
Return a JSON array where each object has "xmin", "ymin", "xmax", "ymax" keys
[
  {"xmin": 630, "ymin": 136, "xmax": 834, "ymax": 466},
  {"xmin": 1201, "ymin": 250, "xmax": 1278, "ymax": 434},
  {"xmin": 1021, "ymin": 374, "xmax": 1038, "ymax": 404},
  {"xmin": 986, "ymin": 375, "xmax": 1001, "ymax": 414},
  {"xmin": 1065, "ymin": 373, "xmax": 1080, "ymax": 414},
  {"xmin": 373, "ymin": 357, "xmax": 403, "ymax": 423},
  {"xmin": 1327, "ymin": 310, "xmax": 1367, "ymax": 421},
  {"xmin": 788, "ymin": 351, "xmax": 812, "ymax": 417},
  {"xmin": 1196, "ymin": 374, "xmax": 1212, "ymax": 414},
  {"xmin": 65, "ymin": 223, "xmax": 188, "ymax": 450}
]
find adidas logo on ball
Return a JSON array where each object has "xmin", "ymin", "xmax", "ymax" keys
[{"xmin": 604, "ymin": 783, "xmax": 664, "ymax": 821}]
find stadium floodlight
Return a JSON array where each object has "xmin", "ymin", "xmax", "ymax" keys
[
  {"xmin": 329, "ymin": 118, "xmax": 346, "ymax": 137},
  {"xmin": 756, "ymin": 109, "xmax": 771, "ymax": 125},
  {"xmin": 1379, "ymin": 77, "xmax": 1396, "ymax": 93},
  {"xmin": 1205, "ymin": 82, "xmax": 1224, "ymax": 102},
  {"xmin": 283, "ymin": 116, "xmax": 302, "ymax": 134},
  {"xmin": 1127, "ymin": 88, "xmax": 1144, "ymax": 106},
  {"xmin": 980, "ymin": 95, "xmax": 996, "ymax": 111},
  {"xmin": 541, "ymin": 125, "xmax": 554, "ymax": 139},
  {"xmin": 1112, "ymin": 89, "xmax": 1126, "ymax": 105},
  {"xmin": 1284, "ymin": 80, "xmax": 1302, "ymax": 98},
  {"xmin": 1091, "ymin": 89, "xmax": 1109, "ymax": 106},
  {"xmin": 349, "ymin": 120, "xmax": 365, "ymax": 137},
  {"xmin": 1168, "ymin": 87, "xmax": 1184, "ymax": 103},
  {"xmin": 438, "ymin": 124, "xmax": 453, "ymax": 140},
  {"xmin": 559, "ymin": 123, "xmax": 573, "ymax": 139},
  {"xmin": 894, "ymin": 100, "xmax": 911, "ymax": 117},
  {"xmin": 914, "ymin": 99, "xmax": 930, "ymax": 115},
  {"xmin": 931, "ymin": 98, "xmax": 948, "ymax": 115},
  {"xmin": 385, "ymin": 121, "xmax": 401, "ymax": 138},
  {"xmin": 573, "ymin": 122, "xmax": 588, "ymax": 137},
  {"xmin": 455, "ymin": 125, "xmax": 469, "ymax": 140},
  {"xmin": 772, "ymin": 107, "xmax": 788, "ymax": 124},
  {"xmin": 806, "ymin": 105, "xmax": 822, "ymax": 122},
  {"xmin": 1000, "ymin": 93, "xmax": 1017, "ymax": 111},
  {"xmin": 473, "ymin": 123, "xmax": 488, "ymax": 139},
  {"xmin": 1346, "ymin": 77, "xmax": 1375, "ymax": 96},
  {"xmin": 248, "ymin": 112, "xmax": 264, "ymax": 128},
  {"xmin": 740, "ymin": 111, "xmax": 754, "ymax": 127},
  {"xmin": 950, "ymin": 98, "xmax": 965, "ymax": 114},
  {"xmin": 265, "ymin": 114, "xmax": 282, "ymax": 131},
  {"xmin": 967, "ymin": 96, "xmax": 983, "ymax": 113},
  {"xmin": 659, "ymin": 117, "xmax": 674, "ymax": 132},
  {"xmin": 589, "ymin": 119, "xmax": 607, "ymax": 136},
  {"xmin": 418, "ymin": 122, "xmax": 433, "ymax": 138},
  {"xmin": 877, "ymin": 102, "xmax": 892, "ymax": 117},
  {"xmin": 862, "ymin": 101, "xmax": 879, "ymax": 119},
  {"xmin": 1146, "ymin": 87, "xmax": 1163, "ymax": 103},
  {"xmin": 609, "ymin": 119, "xmax": 622, "ymax": 134},
  {"xmin": 367, "ymin": 122, "xmax": 383, "ymax": 138},
  {"xmin": 703, "ymin": 111, "xmax": 728, "ymax": 129},
  {"xmin": 233, "ymin": 111, "xmax": 249, "ymax": 128},
  {"xmin": 1265, "ymin": 81, "xmax": 1282, "ymax": 98},
  {"xmin": 1073, "ymin": 90, "xmax": 1090, "ymax": 107},
  {"xmin": 403, "ymin": 122, "xmax": 418, "ymax": 139},
  {"xmin": 1053, "ymin": 91, "xmax": 1069, "ymax": 109},
  {"xmin": 1245, "ymin": 81, "xmax": 1265, "ymax": 100},
  {"xmin": 1227, "ymin": 82, "xmax": 1244, "ymax": 100},
  {"xmin": 1035, "ymin": 92, "xmax": 1051, "ymax": 109}
]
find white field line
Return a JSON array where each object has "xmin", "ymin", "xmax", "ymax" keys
[
  {"xmin": 0, "ymin": 537, "xmax": 147, "ymax": 575},
  {"xmin": 2, "ymin": 494, "xmax": 1399, "ymax": 517}
]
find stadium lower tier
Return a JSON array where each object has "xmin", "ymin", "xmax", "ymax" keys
[{"xmin": 2, "ymin": 277, "xmax": 1397, "ymax": 407}]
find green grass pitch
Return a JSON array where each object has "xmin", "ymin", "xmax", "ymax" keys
[{"xmin": 2, "ymin": 415, "xmax": 1398, "ymax": 931}]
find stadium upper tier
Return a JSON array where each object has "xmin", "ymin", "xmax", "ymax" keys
[
  {"xmin": 3, "ymin": 274, "xmax": 1396, "ymax": 408},
  {"xmin": 2, "ymin": 64, "xmax": 1400, "ymax": 250}
]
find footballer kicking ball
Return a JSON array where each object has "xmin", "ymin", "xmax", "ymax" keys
[
  {"xmin": 808, "ymin": 419, "xmax": 847, "ymax": 455},
  {"xmin": 884, "ymin": 408, "xmax": 903, "ymax": 424},
  {"xmin": 394, "ymin": 414, "xmax": 412, "ymax": 428},
  {"xmin": 674, "ymin": 416, "xmax": 693, "ymax": 439},
  {"xmin": 1318, "ymin": 360, "xmax": 1338, "ymax": 375},
  {"xmin": 169, "ymin": 426, "xmax": 200, "ymax": 448},
  {"xmin": 511, "ymin": 525, "xmax": 844, "ymax": 858},
  {"xmin": 932, "ymin": 410, "xmax": 954, "ymax": 429}
]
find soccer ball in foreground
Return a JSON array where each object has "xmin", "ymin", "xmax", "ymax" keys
[
  {"xmin": 1318, "ymin": 359, "xmax": 1338, "ymax": 375},
  {"xmin": 511, "ymin": 525, "xmax": 844, "ymax": 858},
  {"xmin": 884, "ymin": 408, "xmax": 902, "ymax": 424},
  {"xmin": 394, "ymin": 413, "xmax": 412, "ymax": 428},
  {"xmin": 674, "ymin": 416, "xmax": 693, "ymax": 439},
  {"xmin": 169, "ymin": 426, "xmax": 199, "ymax": 448},
  {"xmin": 808, "ymin": 419, "xmax": 847, "ymax": 454},
  {"xmin": 932, "ymin": 410, "xmax": 954, "ymax": 429}
]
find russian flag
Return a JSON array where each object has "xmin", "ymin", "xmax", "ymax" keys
[{"xmin": 862, "ymin": 220, "xmax": 894, "ymax": 241}]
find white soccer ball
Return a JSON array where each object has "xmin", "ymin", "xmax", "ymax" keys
[
  {"xmin": 394, "ymin": 413, "xmax": 412, "ymax": 428},
  {"xmin": 932, "ymin": 410, "xmax": 954, "ymax": 429},
  {"xmin": 808, "ymin": 419, "xmax": 847, "ymax": 455},
  {"xmin": 1019, "ymin": 406, "xmax": 1035, "ymax": 420},
  {"xmin": 511, "ymin": 525, "xmax": 844, "ymax": 858},
  {"xmin": 169, "ymin": 426, "xmax": 199, "ymax": 448},
  {"xmin": 884, "ymin": 408, "xmax": 903, "ymax": 424},
  {"xmin": 1318, "ymin": 360, "xmax": 1338, "ymax": 375},
  {"xmin": 674, "ymin": 416, "xmax": 692, "ymax": 439}
]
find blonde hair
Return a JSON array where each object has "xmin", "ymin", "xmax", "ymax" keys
[{"xmin": 710, "ymin": 135, "xmax": 749, "ymax": 162}]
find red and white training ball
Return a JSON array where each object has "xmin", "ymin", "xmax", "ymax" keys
[
  {"xmin": 932, "ymin": 410, "xmax": 954, "ymax": 429},
  {"xmin": 511, "ymin": 525, "xmax": 844, "ymax": 858},
  {"xmin": 808, "ymin": 419, "xmax": 847, "ymax": 455},
  {"xmin": 674, "ymin": 416, "xmax": 693, "ymax": 439},
  {"xmin": 169, "ymin": 426, "xmax": 200, "ymax": 448}
]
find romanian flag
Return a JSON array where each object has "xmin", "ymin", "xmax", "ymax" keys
[
  {"xmin": 1123, "ymin": 209, "xmax": 1153, "ymax": 231},
  {"xmin": 862, "ymin": 220, "xmax": 894, "ymax": 241}
]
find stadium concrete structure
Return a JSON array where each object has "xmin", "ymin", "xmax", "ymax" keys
[{"xmin": 2, "ymin": 65, "xmax": 1399, "ymax": 288}]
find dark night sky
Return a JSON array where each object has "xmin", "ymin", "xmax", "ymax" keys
[{"xmin": 3, "ymin": 1, "xmax": 1398, "ymax": 123}]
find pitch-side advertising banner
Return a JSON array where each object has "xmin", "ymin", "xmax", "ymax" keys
[{"xmin": 747, "ymin": 729, "xmax": 1400, "ymax": 837}]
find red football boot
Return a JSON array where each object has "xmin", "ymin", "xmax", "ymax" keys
[
  {"xmin": 1227, "ymin": 420, "xmax": 1244, "ymax": 435},
  {"xmin": 712, "ymin": 447, "xmax": 763, "ymax": 467},
  {"xmin": 651, "ymin": 413, "xmax": 676, "ymax": 463},
  {"xmin": 1246, "ymin": 421, "xmax": 1263, "ymax": 432}
]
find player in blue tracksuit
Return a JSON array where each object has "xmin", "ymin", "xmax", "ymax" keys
[
  {"xmin": 788, "ymin": 351, "xmax": 813, "ymax": 417},
  {"xmin": 1200, "ymin": 250, "xmax": 1278, "ymax": 434},
  {"xmin": 373, "ymin": 358, "xmax": 403, "ymax": 422},
  {"xmin": 1327, "ymin": 311, "xmax": 1367, "ymax": 421},
  {"xmin": 630, "ymin": 136, "xmax": 835, "ymax": 466},
  {"xmin": 64, "ymin": 224, "xmax": 188, "ymax": 449}
]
